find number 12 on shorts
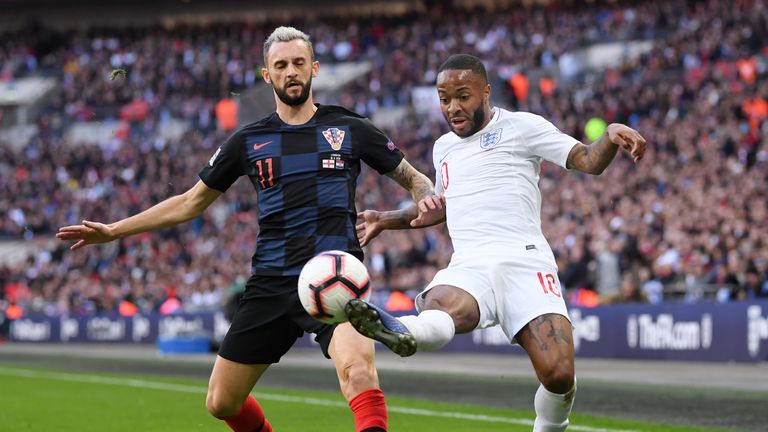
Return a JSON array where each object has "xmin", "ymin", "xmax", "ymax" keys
[{"xmin": 537, "ymin": 272, "xmax": 561, "ymax": 297}]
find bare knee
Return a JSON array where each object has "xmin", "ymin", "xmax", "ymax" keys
[
  {"xmin": 206, "ymin": 389, "xmax": 243, "ymax": 419},
  {"xmin": 337, "ymin": 357, "xmax": 378, "ymax": 401},
  {"xmin": 539, "ymin": 359, "xmax": 575, "ymax": 394},
  {"xmin": 204, "ymin": 356, "xmax": 266, "ymax": 419},
  {"xmin": 422, "ymin": 286, "xmax": 479, "ymax": 333}
]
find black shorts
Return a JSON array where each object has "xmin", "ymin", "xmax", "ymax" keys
[{"xmin": 218, "ymin": 276, "xmax": 336, "ymax": 364}]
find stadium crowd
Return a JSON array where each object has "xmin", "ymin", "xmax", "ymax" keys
[{"xmin": 1, "ymin": 0, "xmax": 767, "ymax": 318}]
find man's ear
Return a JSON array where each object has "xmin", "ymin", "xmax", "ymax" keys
[
  {"xmin": 262, "ymin": 67, "xmax": 271, "ymax": 84},
  {"xmin": 311, "ymin": 60, "xmax": 319, "ymax": 78}
]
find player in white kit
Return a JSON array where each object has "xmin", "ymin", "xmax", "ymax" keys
[{"xmin": 346, "ymin": 54, "xmax": 646, "ymax": 432}]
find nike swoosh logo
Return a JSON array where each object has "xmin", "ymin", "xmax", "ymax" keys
[{"xmin": 252, "ymin": 141, "xmax": 273, "ymax": 150}]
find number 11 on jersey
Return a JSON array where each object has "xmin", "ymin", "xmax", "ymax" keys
[{"xmin": 255, "ymin": 158, "xmax": 274, "ymax": 189}]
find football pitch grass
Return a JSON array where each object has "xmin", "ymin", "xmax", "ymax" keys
[{"xmin": 0, "ymin": 366, "xmax": 731, "ymax": 432}]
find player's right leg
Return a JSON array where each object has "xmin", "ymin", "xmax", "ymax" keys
[
  {"xmin": 328, "ymin": 323, "xmax": 389, "ymax": 432},
  {"xmin": 493, "ymin": 254, "xmax": 576, "ymax": 432},
  {"xmin": 346, "ymin": 284, "xmax": 478, "ymax": 356},
  {"xmin": 208, "ymin": 283, "xmax": 306, "ymax": 432},
  {"xmin": 206, "ymin": 357, "xmax": 272, "ymax": 432},
  {"xmin": 516, "ymin": 313, "xmax": 576, "ymax": 432}
]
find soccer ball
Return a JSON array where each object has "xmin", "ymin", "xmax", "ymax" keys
[{"xmin": 298, "ymin": 250, "xmax": 371, "ymax": 324}]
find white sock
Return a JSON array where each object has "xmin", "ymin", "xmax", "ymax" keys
[
  {"xmin": 533, "ymin": 380, "xmax": 577, "ymax": 432},
  {"xmin": 398, "ymin": 310, "xmax": 455, "ymax": 351}
]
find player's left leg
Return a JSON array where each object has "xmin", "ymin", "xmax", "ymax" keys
[
  {"xmin": 328, "ymin": 323, "xmax": 388, "ymax": 432},
  {"xmin": 210, "ymin": 287, "xmax": 309, "ymax": 432},
  {"xmin": 346, "ymin": 267, "xmax": 488, "ymax": 357},
  {"xmin": 206, "ymin": 356, "xmax": 272, "ymax": 432},
  {"xmin": 516, "ymin": 313, "xmax": 576, "ymax": 432},
  {"xmin": 346, "ymin": 284, "xmax": 476, "ymax": 357}
]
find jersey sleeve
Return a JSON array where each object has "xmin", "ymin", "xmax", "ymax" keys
[
  {"xmin": 432, "ymin": 136, "xmax": 447, "ymax": 196},
  {"xmin": 356, "ymin": 118, "xmax": 404, "ymax": 174},
  {"xmin": 517, "ymin": 112, "xmax": 579, "ymax": 169},
  {"xmin": 198, "ymin": 130, "xmax": 246, "ymax": 192},
  {"xmin": 434, "ymin": 173, "xmax": 445, "ymax": 196}
]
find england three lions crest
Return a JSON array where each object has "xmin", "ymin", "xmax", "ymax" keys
[
  {"xmin": 323, "ymin": 128, "xmax": 346, "ymax": 151},
  {"xmin": 480, "ymin": 128, "xmax": 502, "ymax": 150}
]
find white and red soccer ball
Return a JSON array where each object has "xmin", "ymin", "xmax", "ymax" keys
[{"xmin": 298, "ymin": 250, "xmax": 371, "ymax": 324}]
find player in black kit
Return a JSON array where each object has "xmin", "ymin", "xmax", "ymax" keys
[{"xmin": 57, "ymin": 26, "xmax": 435, "ymax": 432}]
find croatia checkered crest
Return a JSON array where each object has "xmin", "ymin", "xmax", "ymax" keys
[{"xmin": 298, "ymin": 250, "xmax": 371, "ymax": 324}]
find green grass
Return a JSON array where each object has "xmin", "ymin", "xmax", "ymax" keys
[{"xmin": 0, "ymin": 366, "xmax": 729, "ymax": 432}]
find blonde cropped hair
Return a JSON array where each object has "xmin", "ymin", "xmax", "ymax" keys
[{"xmin": 263, "ymin": 26, "xmax": 314, "ymax": 65}]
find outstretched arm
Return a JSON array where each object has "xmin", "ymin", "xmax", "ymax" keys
[
  {"xmin": 385, "ymin": 158, "xmax": 434, "ymax": 205},
  {"xmin": 566, "ymin": 123, "xmax": 646, "ymax": 175},
  {"xmin": 357, "ymin": 161, "xmax": 445, "ymax": 246},
  {"xmin": 383, "ymin": 158, "xmax": 447, "ymax": 227},
  {"xmin": 57, "ymin": 180, "xmax": 222, "ymax": 250},
  {"xmin": 356, "ymin": 194, "xmax": 446, "ymax": 246}
]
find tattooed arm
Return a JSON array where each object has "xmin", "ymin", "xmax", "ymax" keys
[
  {"xmin": 386, "ymin": 159, "xmax": 434, "ymax": 205},
  {"xmin": 356, "ymin": 159, "xmax": 445, "ymax": 246},
  {"xmin": 566, "ymin": 123, "xmax": 647, "ymax": 175},
  {"xmin": 375, "ymin": 159, "xmax": 444, "ymax": 229}
]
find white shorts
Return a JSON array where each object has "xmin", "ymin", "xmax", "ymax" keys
[{"xmin": 415, "ymin": 249, "xmax": 570, "ymax": 343}]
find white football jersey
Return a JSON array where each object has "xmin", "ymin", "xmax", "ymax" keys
[{"xmin": 433, "ymin": 107, "xmax": 579, "ymax": 260}]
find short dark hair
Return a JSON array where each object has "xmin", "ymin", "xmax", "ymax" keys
[{"xmin": 437, "ymin": 54, "xmax": 488, "ymax": 83}]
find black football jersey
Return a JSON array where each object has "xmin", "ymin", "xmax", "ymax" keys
[{"xmin": 199, "ymin": 104, "xmax": 403, "ymax": 283}]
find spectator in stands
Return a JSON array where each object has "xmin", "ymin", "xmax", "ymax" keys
[
  {"xmin": 602, "ymin": 274, "xmax": 649, "ymax": 305},
  {"xmin": 0, "ymin": 0, "xmax": 766, "ymax": 313},
  {"xmin": 731, "ymin": 263, "xmax": 768, "ymax": 301}
]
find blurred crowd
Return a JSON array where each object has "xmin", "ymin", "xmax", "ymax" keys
[{"xmin": 1, "ymin": 0, "xmax": 767, "ymax": 318}]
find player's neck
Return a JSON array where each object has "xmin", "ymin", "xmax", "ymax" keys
[
  {"xmin": 478, "ymin": 105, "xmax": 494, "ymax": 131},
  {"xmin": 469, "ymin": 106, "xmax": 495, "ymax": 135},
  {"xmin": 276, "ymin": 98, "xmax": 318, "ymax": 125}
]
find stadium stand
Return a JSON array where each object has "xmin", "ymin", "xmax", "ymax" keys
[{"xmin": 1, "ymin": 0, "xmax": 767, "ymax": 318}]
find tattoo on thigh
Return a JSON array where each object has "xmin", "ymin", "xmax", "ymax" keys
[{"xmin": 527, "ymin": 315, "xmax": 572, "ymax": 351}]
